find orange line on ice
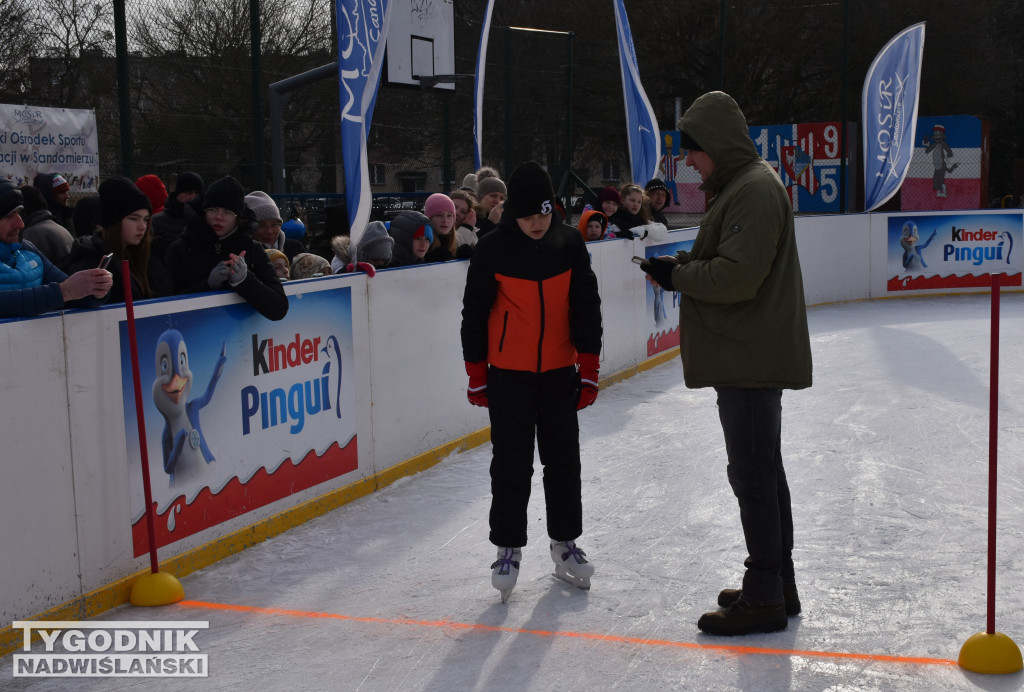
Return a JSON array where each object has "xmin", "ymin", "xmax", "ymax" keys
[{"xmin": 179, "ymin": 599, "xmax": 957, "ymax": 667}]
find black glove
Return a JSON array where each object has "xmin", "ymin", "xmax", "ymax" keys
[
  {"xmin": 614, "ymin": 228, "xmax": 635, "ymax": 240},
  {"xmin": 640, "ymin": 256, "xmax": 676, "ymax": 291}
]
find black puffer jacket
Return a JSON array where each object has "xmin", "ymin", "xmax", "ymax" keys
[
  {"xmin": 151, "ymin": 196, "xmax": 197, "ymax": 260},
  {"xmin": 165, "ymin": 217, "xmax": 288, "ymax": 321},
  {"xmin": 461, "ymin": 208, "xmax": 602, "ymax": 372}
]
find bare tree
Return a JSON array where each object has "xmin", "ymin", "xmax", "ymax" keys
[
  {"xmin": 125, "ymin": 0, "xmax": 334, "ymax": 186},
  {"xmin": 31, "ymin": 0, "xmax": 113, "ymax": 105},
  {"xmin": 0, "ymin": 0, "xmax": 37, "ymax": 100}
]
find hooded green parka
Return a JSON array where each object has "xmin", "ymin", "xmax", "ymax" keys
[{"xmin": 670, "ymin": 91, "xmax": 812, "ymax": 390}]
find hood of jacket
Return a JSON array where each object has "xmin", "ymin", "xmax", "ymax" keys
[
  {"xmin": 23, "ymin": 208, "xmax": 55, "ymax": 227},
  {"xmin": 576, "ymin": 209, "xmax": 607, "ymax": 240},
  {"xmin": 32, "ymin": 173, "xmax": 59, "ymax": 209},
  {"xmin": 677, "ymin": 91, "xmax": 759, "ymax": 195}
]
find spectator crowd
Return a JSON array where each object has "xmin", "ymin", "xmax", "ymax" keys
[{"xmin": 0, "ymin": 167, "xmax": 675, "ymax": 319}]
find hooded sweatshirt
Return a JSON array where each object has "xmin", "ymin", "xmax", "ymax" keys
[{"xmin": 669, "ymin": 91, "xmax": 811, "ymax": 390}]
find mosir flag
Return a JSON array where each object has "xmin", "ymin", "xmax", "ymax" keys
[
  {"xmin": 473, "ymin": 0, "xmax": 496, "ymax": 171},
  {"xmin": 337, "ymin": 0, "xmax": 391, "ymax": 259},
  {"xmin": 613, "ymin": 0, "xmax": 661, "ymax": 183},
  {"xmin": 862, "ymin": 22, "xmax": 925, "ymax": 211}
]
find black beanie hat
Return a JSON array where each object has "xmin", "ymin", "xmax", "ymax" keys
[
  {"xmin": 98, "ymin": 176, "xmax": 151, "ymax": 228},
  {"xmin": 505, "ymin": 161, "xmax": 555, "ymax": 219},
  {"xmin": 679, "ymin": 131, "xmax": 704, "ymax": 152},
  {"xmin": 0, "ymin": 180, "xmax": 23, "ymax": 218},
  {"xmin": 173, "ymin": 171, "xmax": 204, "ymax": 196},
  {"xmin": 645, "ymin": 178, "xmax": 670, "ymax": 195},
  {"xmin": 203, "ymin": 176, "xmax": 245, "ymax": 217},
  {"xmin": 72, "ymin": 195, "xmax": 102, "ymax": 237}
]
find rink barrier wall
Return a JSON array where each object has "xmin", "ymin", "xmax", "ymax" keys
[{"xmin": 2, "ymin": 209, "xmax": 1021, "ymax": 657}]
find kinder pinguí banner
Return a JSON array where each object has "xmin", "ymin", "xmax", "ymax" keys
[
  {"xmin": 887, "ymin": 212, "xmax": 1023, "ymax": 292},
  {"xmin": 119, "ymin": 286, "xmax": 359, "ymax": 556}
]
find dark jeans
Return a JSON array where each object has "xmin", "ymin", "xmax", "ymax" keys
[
  {"xmin": 715, "ymin": 386, "xmax": 795, "ymax": 606},
  {"xmin": 487, "ymin": 366, "xmax": 582, "ymax": 548}
]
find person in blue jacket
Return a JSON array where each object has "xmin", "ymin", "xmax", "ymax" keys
[{"xmin": 0, "ymin": 180, "xmax": 112, "ymax": 318}]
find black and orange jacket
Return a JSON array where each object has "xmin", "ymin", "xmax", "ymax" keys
[{"xmin": 461, "ymin": 210, "xmax": 602, "ymax": 373}]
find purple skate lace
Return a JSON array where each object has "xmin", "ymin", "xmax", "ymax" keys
[
  {"xmin": 491, "ymin": 548, "xmax": 520, "ymax": 575},
  {"xmin": 557, "ymin": 542, "xmax": 588, "ymax": 564}
]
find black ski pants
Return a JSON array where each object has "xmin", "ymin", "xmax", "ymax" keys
[{"xmin": 487, "ymin": 365, "xmax": 582, "ymax": 548}]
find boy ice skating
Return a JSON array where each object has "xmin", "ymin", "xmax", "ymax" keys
[{"xmin": 461, "ymin": 161, "xmax": 603, "ymax": 603}]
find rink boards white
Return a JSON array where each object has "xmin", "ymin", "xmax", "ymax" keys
[{"xmin": 1, "ymin": 209, "xmax": 1021, "ymax": 653}]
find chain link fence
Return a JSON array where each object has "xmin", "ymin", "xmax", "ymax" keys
[{"xmin": 1, "ymin": 0, "xmax": 1019, "ymax": 224}]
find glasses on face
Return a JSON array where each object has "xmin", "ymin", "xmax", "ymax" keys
[{"xmin": 205, "ymin": 207, "xmax": 237, "ymax": 219}]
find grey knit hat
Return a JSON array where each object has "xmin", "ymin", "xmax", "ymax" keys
[
  {"xmin": 357, "ymin": 221, "xmax": 394, "ymax": 263},
  {"xmin": 476, "ymin": 176, "xmax": 506, "ymax": 199},
  {"xmin": 244, "ymin": 191, "xmax": 283, "ymax": 223}
]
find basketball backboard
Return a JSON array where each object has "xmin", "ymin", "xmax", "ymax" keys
[{"xmin": 385, "ymin": 0, "xmax": 456, "ymax": 89}]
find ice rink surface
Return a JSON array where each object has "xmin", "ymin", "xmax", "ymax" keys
[{"xmin": 6, "ymin": 293, "xmax": 1024, "ymax": 691}]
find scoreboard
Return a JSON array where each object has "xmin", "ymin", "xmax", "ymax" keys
[{"xmin": 749, "ymin": 122, "xmax": 856, "ymax": 213}]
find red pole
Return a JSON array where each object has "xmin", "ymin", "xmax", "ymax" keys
[
  {"xmin": 122, "ymin": 260, "xmax": 161, "ymax": 575},
  {"xmin": 987, "ymin": 273, "xmax": 1000, "ymax": 634}
]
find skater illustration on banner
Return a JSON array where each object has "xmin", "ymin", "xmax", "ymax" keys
[{"xmin": 922, "ymin": 124, "xmax": 959, "ymax": 198}]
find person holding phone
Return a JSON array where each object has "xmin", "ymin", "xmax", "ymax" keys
[
  {"xmin": 64, "ymin": 177, "xmax": 172, "ymax": 303},
  {"xmin": 0, "ymin": 180, "xmax": 112, "ymax": 318},
  {"xmin": 640, "ymin": 92, "xmax": 812, "ymax": 636}
]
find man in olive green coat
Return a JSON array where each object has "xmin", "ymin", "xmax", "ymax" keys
[{"xmin": 641, "ymin": 91, "xmax": 812, "ymax": 636}]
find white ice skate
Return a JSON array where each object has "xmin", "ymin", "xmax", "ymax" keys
[
  {"xmin": 491, "ymin": 547, "xmax": 521, "ymax": 603},
  {"xmin": 550, "ymin": 540, "xmax": 594, "ymax": 590}
]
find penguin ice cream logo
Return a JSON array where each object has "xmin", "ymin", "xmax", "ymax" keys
[
  {"xmin": 152, "ymin": 329, "xmax": 227, "ymax": 488},
  {"xmin": 321, "ymin": 335, "xmax": 344, "ymax": 419},
  {"xmin": 899, "ymin": 220, "xmax": 937, "ymax": 270},
  {"xmin": 998, "ymin": 231, "xmax": 1013, "ymax": 265}
]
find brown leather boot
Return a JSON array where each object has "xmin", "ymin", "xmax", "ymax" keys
[
  {"xmin": 698, "ymin": 599, "xmax": 787, "ymax": 636},
  {"xmin": 718, "ymin": 582, "xmax": 801, "ymax": 616}
]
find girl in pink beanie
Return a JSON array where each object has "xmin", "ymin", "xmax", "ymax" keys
[{"xmin": 423, "ymin": 192, "xmax": 458, "ymax": 263}]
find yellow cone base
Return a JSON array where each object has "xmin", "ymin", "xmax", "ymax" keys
[
  {"xmin": 959, "ymin": 631, "xmax": 1023, "ymax": 674},
  {"xmin": 129, "ymin": 571, "xmax": 185, "ymax": 607}
]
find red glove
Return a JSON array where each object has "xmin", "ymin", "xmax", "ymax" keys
[
  {"xmin": 576, "ymin": 352, "xmax": 599, "ymax": 410},
  {"xmin": 466, "ymin": 360, "xmax": 488, "ymax": 407},
  {"xmin": 345, "ymin": 262, "xmax": 376, "ymax": 277}
]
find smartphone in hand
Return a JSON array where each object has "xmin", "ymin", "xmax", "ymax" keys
[{"xmin": 98, "ymin": 253, "xmax": 114, "ymax": 269}]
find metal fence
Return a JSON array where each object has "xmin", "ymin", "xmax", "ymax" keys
[{"xmin": 3, "ymin": 0, "xmax": 1019, "ymax": 215}]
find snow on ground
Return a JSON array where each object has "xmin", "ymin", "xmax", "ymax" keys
[{"xmin": 5, "ymin": 294, "xmax": 1024, "ymax": 691}]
